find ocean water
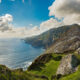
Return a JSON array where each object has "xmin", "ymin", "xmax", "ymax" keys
[{"xmin": 0, "ymin": 38, "xmax": 44, "ymax": 70}]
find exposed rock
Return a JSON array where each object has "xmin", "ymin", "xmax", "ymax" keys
[
  {"xmin": 56, "ymin": 54, "xmax": 79, "ymax": 75},
  {"xmin": 76, "ymin": 48, "xmax": 80, "ymax": 55},
  {"xmin": 46, "ymin": 24, "xmax": 80, "ymax": 53}
]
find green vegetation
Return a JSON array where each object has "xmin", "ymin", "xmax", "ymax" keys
[
  {"xmin": 0, "ymin": 65, "xmax": 47, "ymax": 80},
  {"xmin": 29, "ymin": 60, "xmax": 60, "ymax": 80},
  {"xmin": 0, "ymin": 53, "xmax": 80, "ymax": 80},
  {"xmin": 28, "ymin": 54, "xmax": 64, "ymax": 80}
]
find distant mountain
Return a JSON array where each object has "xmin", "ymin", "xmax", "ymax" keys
[
  {"xmin": 46, "ymin": 24, "xmax": 80, "ymax": 53},
  {"xmin": 24, "ymin": 25, "xmax": 71, "ymax": 48}
]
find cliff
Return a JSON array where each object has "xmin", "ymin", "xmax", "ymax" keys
[{"xmin": 25, "ymin": 25, "xmax": 70, "ymax": 48}]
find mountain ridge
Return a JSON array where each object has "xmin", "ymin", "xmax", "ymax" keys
[
  {"xmin": 24, "ymin": 25, "xmax": 71, "ymax": 49},
  {"xmin": 46, "ymin": 24, "xmax": 80, "ymax": 54}
]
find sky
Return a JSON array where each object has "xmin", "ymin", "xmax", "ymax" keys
[
  {"xmin": 0, "ymin": 0, "xmax": 80, "ymax": 38},
  {"xmin": 0, "ymin": 0, "xmax": 54, "ymax": 27}
]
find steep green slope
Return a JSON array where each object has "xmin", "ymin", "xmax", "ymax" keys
[
  {"xmin": 0, "ymin": 52, "xmax": 80, "ymax": 80},
  {"xmin": 0, "ymin": 65, "xmax": 47, "ymax": 80},
  {"xmin": 28, "ymin": 53, "xmax": 80, "ymax": 80},
  {"xmin": 28, "ymin": 53, "xmax": 65, "ymax": 80}
]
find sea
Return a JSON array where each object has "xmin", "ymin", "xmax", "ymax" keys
[{"xmin": 0, "ymin": 38, "xmax": 44, "ymax": 70}]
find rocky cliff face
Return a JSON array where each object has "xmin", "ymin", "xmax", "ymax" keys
[
  {"xmin": 76, "ymin": 48, "xmax": 80, "ymax": 55},
  {"xmin": 25, "ymin": 26, "xmax": 70, "ymax": 48},
  {"xmin": 46, "ymin": 24, "xmax": 80, "ymax": 53},
  {"xmin": 56, "ymin": 54, "xmax": 79, "ymax": 75}
]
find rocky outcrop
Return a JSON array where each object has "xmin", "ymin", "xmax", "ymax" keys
[
  {"xmin": 76, "ymin": 48, "xmax": 80, "ymax": 55},
  {"xmin": 46, "ymin": 24, "xmax": 80, "ymax": 53},
  {"xmin": 56, "ymin": 54, "xmax": 79, "ymax": 75}
]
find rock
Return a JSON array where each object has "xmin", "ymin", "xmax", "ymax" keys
[
  {"xmin": 76, "ymin": 48, "xmax": 80, "ymax": 55},
  {"xmin": 46, "ymin": 24, "xmax": 80, "ymax": 54},
  {"xmin": 56, "ymin": 54, "xmax": 79, "ymax": 75}
]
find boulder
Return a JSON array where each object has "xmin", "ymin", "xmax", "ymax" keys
[
  {"xmin": 76, "ymin": 48, "xmax": 80, "ymax": 55},
  {"xmin": 56, "ymin": 54, "xmax": 79, "ymax": 75}
]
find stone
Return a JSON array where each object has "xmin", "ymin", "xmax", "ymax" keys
[
  {"xmin": 56, "ymin": 54, "xmax": 79, "ymax": 75},
  {"xmin": 76, "ymin": 48, "xmax": 80, "ymax": 55}
]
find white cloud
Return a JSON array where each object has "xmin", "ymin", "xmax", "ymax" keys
[
  {"xmin": 0, "ymin": 15, "xmax": 62, "ymax": 38},
  {"xmin": 0, "ymin": 14, "xmax": 13, "ymax": 32},
  {"xmin": 0, "ymin": 0, "xmax": 24, "ymax": 3},
  {"xmin": 10, "ymin": 0, "xmax": 15, "ymax": 2},
  {"xmin": 40, "ymin": 18, "xmax": 63, "ymax": 32},
  {"xmin": 49, "ymin": 0, "xmax": 80, "ymax": 25},
  {"xmin": 22, "ymin": 0, "xmax": 24, "ymax": 3},
  {"xmin": 0, "ymin": 14, "xmax": 63, "ymax": 38},
  {"xmin": 0, "ymin": 14, "xmax": 42, "ymax": 38},
  {"xmin": 29, "ymin": 24, "xmax": 33, "ymax": 26},
  {"xmin": 0, "ymin": 0, "xmax": 1, "ymax": 3}
]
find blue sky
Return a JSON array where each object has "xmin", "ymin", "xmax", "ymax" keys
[
  {"xmin": 0, "ymin": 0, "xmax": 54, "ymax": 27},
  {"xmin": 0, "ymin": 0, "xmax": 79, "ymax": 38}
]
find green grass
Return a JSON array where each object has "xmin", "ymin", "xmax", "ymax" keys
[
  {"xmin": 28, "ymin": 54, "xmax": 64, "ymax": 80},
  {"xmin": 0, "ymin": 65, "xmax": 47, "ymax": 80},
  {"xmin": 1, "ymin": 53, "xmax": 80, "ymax": 80}
]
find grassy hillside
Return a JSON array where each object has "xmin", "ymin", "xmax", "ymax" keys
[
  {"xmin": 27, "ymin": 52, "xmax": 80, "ymax": 80},
  {"xmin": 28, "ymin": 54, "xmax": 65, "ymax": 80},
  {"xmin": 0, "ymin": 65, "xmax": 47, "ymax": 80},
  {"xmin": 0, "ymin": 52, "xmax": 80, "ymax": 80}
]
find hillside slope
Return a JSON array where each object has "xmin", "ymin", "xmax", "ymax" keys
[
  {"xmin": 27, "ymin": 24, "xmax": 80, "ymax": 80},
  {"xmin": 25, "ymin": 25, "xmax": 70, "ymax": 48},
  {"xmin": 46, "ymin": 24, "xmax": 80, "ymax": 53}
]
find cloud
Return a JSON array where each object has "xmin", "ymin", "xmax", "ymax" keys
[
  {"xmin": 29, "ymin": 24, "xmax": 33, "ymax": 26},
  {"xmin": 0, "ymin": 0, "xmax": 24, "ymax": 3},
  {"xmin": 0, "ymin": 14, "xmax": 42, "ymax": 38},
  {"xmin": 0, "ymin": 14, "xmax": 63, "ymax": 38},
  {"xmin": 10, "ymin": 0, "xmax": 15, "ymax": 1},
  {"xmin": 0, "ymin": 14, "xmax": 13, "ymax": 32},
  {"xmin": 22, "ymin": 0, "xmax": 24, "ymax": 3},
  {"xmin": 49, "ymin": 0, "xmax": 80, "ymax": 25},
  {"xmin": 0, "ymin": 14, "xmax": 62, "ymax": 38},
  {"xmin": 0, "ymin": 0, "xmax": 1, "ymax": 3},
  {"xmin": 40, "ymin": 18, "xmax": 63, "ymax": 32}
]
